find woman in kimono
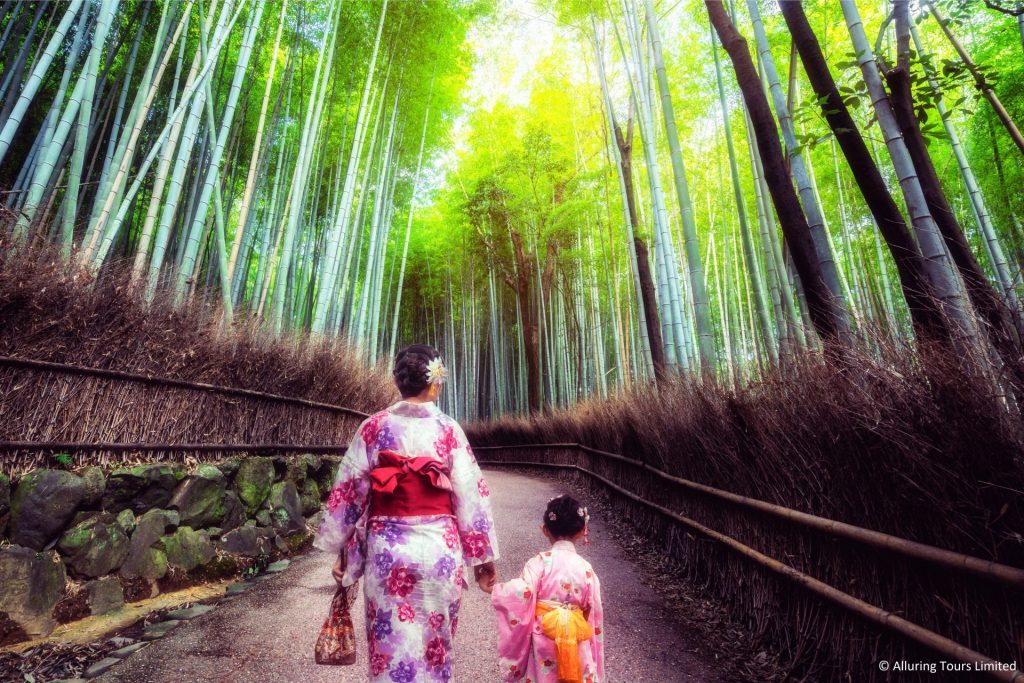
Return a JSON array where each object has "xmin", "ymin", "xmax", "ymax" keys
[
  {"xmin": 487, "ymin": 495, "xmax": 604, "ymax": 683},
  {"xmin": 315, "ymin": 344, "xmax": 499, "ymax": 682}
]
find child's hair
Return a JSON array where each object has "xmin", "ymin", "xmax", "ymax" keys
[{"xmin": 543, "ymin": 495, "xmax": 587, "ymax": 539}]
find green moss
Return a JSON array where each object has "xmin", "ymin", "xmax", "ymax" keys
[
  {"xmin": 59, "ymin": 525, "xmax": 92, "ymax": 550},
  {"xmin": 284, "ymin": 532, "xmax": 313, "ymax": 554}
]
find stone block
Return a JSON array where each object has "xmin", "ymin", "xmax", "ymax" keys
[
  {"xmin": 0, "ymin": 546, "xmax": 66, "ymax": 644},
  {"xmin": 8, "ymin": 470, "xmax": 87, "ymax": 550},
  {"xmin": 86, "ymin": 577, "xmax": 124, "ymax": 616}
]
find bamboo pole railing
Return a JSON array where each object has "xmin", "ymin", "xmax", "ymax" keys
[
  {"xmin": 474, "ymin": 443, "xmax": 1024, "ymax": 591},
  {"xmin": 478, "ymin": 455, "xmax": 1024, "ymax": 682},
  {"xmin": 0, "ymin": 441, "xmax": 349, "ymax": 454},
  {"xmin": 489, "ymin": 459, "xmax": 1021, "ymax": 681},
  {"xmin": 0, "ymin": 355, "xmax": 371, "ymax": 419}
]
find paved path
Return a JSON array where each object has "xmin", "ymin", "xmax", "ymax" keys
[{"xmin": 97, "ymin": 469, "xmax": 722, "ymax": 682}]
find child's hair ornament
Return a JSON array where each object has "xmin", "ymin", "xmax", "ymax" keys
[
  {"xmin": 425, "ymin": 357, "xmax": 448, "ymax": 385},
  {"xmin": 547, "ymin": 511, "xmax": 557, "ymax": 521}
]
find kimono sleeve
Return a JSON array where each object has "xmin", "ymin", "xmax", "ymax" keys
[
  {"xmin": 313, "ymin": 418, "xmax": 373, "ymax": 555},
  {"xmin": 583, "ymin": 564, "xmax": 605, "ymax": 683},
  {"xmin": 448, "ymin": 421, "xmax": 499, "ymax": 566},
  {"xmin": 491, "ymin": 554, "xmax": 544, "ymax": 682}
]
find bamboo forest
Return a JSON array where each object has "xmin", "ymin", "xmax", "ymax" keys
[
  {"xmin": 1, "ymin": 0, "xmax": 1023, "ymax": 418},
  {"xmin": 1, "ymin": 0, "xmax": 1024, "ymax": 680}
]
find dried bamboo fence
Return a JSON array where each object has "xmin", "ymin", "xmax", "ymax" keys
[
  {"xmin": 0, "ymin": 248, "xmax": 393, "ymax": 477},
  {"xmin": 474, "ymin": 443, "xmax": 1024, "ymax": 683},
  {"xmin": 0, "ymin": 355, "xmax": 369, "ymax": 476}
]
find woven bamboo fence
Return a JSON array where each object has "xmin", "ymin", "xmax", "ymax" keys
[{"xmin": 0, "ymin": 248, "xmax": 393, "ymax": 476}]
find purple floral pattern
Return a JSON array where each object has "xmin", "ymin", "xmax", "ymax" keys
[
  {"xmin": 314, "ymin": 400, "xmax": 499, "ymax": 682},
  {"xmin": 375, "ymin": 550, "xmax": 395, "ymax": 578}
]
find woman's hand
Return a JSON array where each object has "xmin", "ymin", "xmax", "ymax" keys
[
  {"xmin": 474, "ymin": 562, "xmax": 497, "ymax": 594},
  {"xmin": 332, "ymin": 553, "xmax": 347, "ymax": 585}
]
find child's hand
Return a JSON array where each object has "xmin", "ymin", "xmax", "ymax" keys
[
  {"xmin": 476, "ymin": 572, "xmax": 497, "ymax": 593},
  {"xmin": 474, "ymin": 562, "xmax": 497, "ymax": 593}
]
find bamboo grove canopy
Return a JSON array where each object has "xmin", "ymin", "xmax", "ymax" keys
[{"xmin": 1, "ymin": 0, "xmax": 1023, "ymax": 418}]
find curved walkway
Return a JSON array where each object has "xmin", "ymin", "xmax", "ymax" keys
[{"xmin": 96, "ymin": 469, "xmax": 722, "ymax": 682}]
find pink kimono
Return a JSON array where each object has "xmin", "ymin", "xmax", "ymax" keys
[{"xmin": 491, "ymin": 540, "xmax": 604, "ymax": 683}]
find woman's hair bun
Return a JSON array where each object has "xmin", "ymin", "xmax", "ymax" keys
[{"xmin": 393, "ymin": 344, "xmax": 442, "ymax": 398}]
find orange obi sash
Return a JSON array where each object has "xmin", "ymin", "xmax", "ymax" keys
[
  {"xmin": 369, "ymin": 449, "xmax": 454, "ymax": 518},
  {"xmin": 536, "ymin": 600, "xmax": 593, "ymax": 683}
]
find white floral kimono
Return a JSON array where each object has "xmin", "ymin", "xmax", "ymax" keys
[{"xmin": 315, "ymin": 400, "xmax": 500, "ymax": 682}]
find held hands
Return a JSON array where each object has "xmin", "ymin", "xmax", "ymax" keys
[
  {"xmin": 332, "ymin": 553, "xmax": 347, "ymax": 585},
  {"xmin": 474, "ymin": 562, "xmax": 497, "ymax": 594}
]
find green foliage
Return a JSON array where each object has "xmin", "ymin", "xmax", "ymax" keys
[{"xmin": 50, "ymin": 453, "xmax": 73, "ymax": 470}]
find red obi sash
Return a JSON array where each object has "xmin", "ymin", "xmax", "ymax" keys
[{"xmin": 369, "ymin": 450, "xmax": 454, "ymax": 517}]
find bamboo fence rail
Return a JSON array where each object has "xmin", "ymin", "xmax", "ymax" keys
[
  {"xmin": 0, "ymin": 441, "xmax": 349, "ymax": 454},
  {"xmin": 0, "ymin": 355, "xmax": 372, "ymax": 475},
  {"xmin": 0, "ymin": 355, "xmax": 371, "ymax": 418},
  {"xmin": 474, "ymin": 444, "xmax": 1024, "ymax": 590},
  {"xmin": 476, "ymin": 445, "xmax": 1024, "ymax": 682}
]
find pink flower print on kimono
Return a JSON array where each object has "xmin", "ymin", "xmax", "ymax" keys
[
  {"xmin": 492, "ymin": 540, "xmax": 605, "ymax": 683},
  {"xmin": 386, "ymin": 565, "xmax": 419, "ymax": 598},
  {"xmin": 314, "ymin": 400, "xmax": 500, "ymax": 682},
  {"xmin": 397, "ymin": 603, "xmax": 416, "ymax": 623},
  {"xmin": 434, "ymin": 424, "xmax": 460, "ymax": 460}
]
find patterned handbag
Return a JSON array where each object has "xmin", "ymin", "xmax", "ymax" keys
[{"xmin": 315, "ymin": 583, "xmax": 358, "ymax": 665}]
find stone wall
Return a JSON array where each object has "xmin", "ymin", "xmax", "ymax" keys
[{"xmin": 0, "ymin": 455, "xmax": 339, "ymax": 646}]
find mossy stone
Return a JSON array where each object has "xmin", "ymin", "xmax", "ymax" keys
[
  {"xmin": 218, "ymin": 527, "xmax": 269, "ymax": 557},
  {"xmin": 85, "ymin": 577, "xmax": 124, "ymax": 616},
  {"xmin": 119, "ymin": 546, "xmax": 167, "ymax": 581},
  {"xmin": 219, "ymin": 491, "xmax": 245, "ymax": 531},
  {"xmin": 1, "ymin": 473, "xmax": 11, "ymax": 538},
  {"xmin": 78, "ymin": 467, "xmax": 106, "ymax": 508},
  {"xmin": 254, "ymin": 509, "xmax": 272, "ymax": 527},
  {"xmin": 0, "ymin": 546, "xmax": 66, "ymax": 643},
  {"xmin": 102, "ymin": 464, "xmax": 177, "ymax": 514},
  {"xmin": 298, "ymin": 478, "xmax": 321, "ymax": 516},
  {"xmin": 163, "ymin": 527, "xmax": 215, "ymax": 571},
  {"xmin": 116, "ymin": 509, "xmax": 136, "ymax": 533},
  {"xmin": 9, "ymin": 469, "xmax": 87, "ymax": 550},
  {"xmin": 119, "ymin": 509, "xmax": 177, "ymax": 581},
  {"xmin": 233, "ymin": 458, "xmax": 275, "ymax": 515},
  {"xmin": 267, "ymin": 481, "xmax": 305, "ymax": 534},
  {"xmin": 57, "ymin": 514, "xmax": 130, "ymax": 578},
  {"xmin": 168, "ymin": 465, "xmax": 227, "ymax": 528}
]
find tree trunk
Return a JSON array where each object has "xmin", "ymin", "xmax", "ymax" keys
[
  {"xmin": 885, "ymin": 5, "xmax": 1022, "ymax": 357},
  {"xmin": 634, "ymin": 237, "xmax": 668, "ymax": 384},
  {"xmin": 510, "ymin": 230, "xmax": 543, "ymax": 413},
  {"xmin": 779, "ymin": 1, "xmax": 945, "ymax": 342},
  {"xmin": 706, "ymin": 0, "xmax": 847, "ymax": 345}
]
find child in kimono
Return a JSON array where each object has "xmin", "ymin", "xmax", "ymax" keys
[{"xmin": 484, "ymin": 495, "xmax": 604, "ymax": 683}]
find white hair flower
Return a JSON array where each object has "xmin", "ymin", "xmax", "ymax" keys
[{"xmin": 425, "ymin": 357, "xmax": 448, "ymax": 385}]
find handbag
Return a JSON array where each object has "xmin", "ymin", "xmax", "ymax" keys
[{"xmin": 315, "ymin": 583, "xmax": 358, "ymax": 665}]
